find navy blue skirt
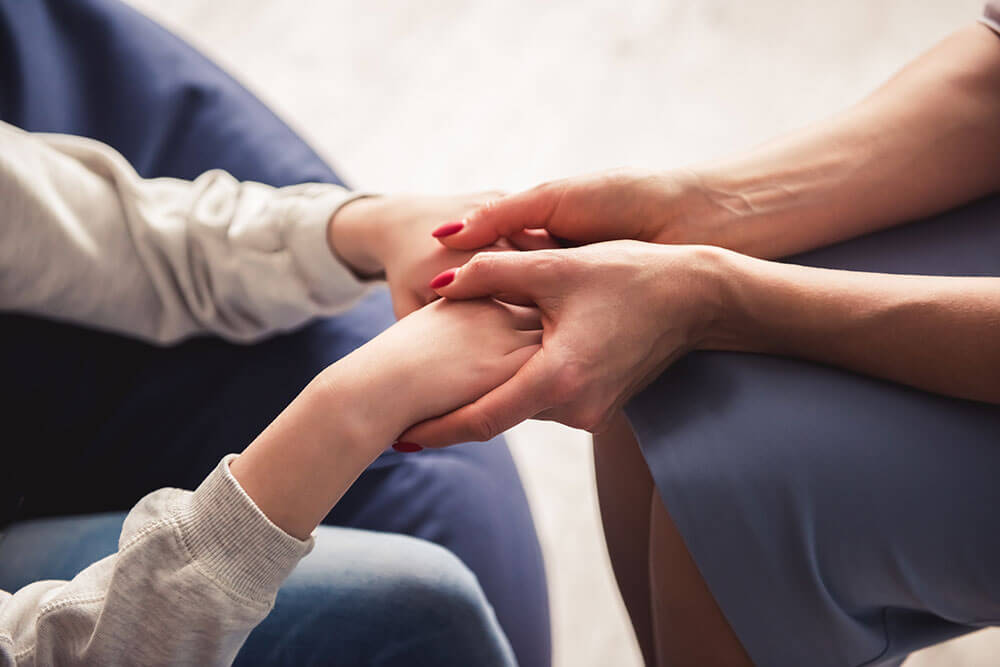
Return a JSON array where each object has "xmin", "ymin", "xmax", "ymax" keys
[{"xmin": 627, "ymin": 195, "xmax": 1000, "ymax": 666}]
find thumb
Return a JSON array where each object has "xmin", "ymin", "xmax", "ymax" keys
[
  {"xmin": 433, "ymin": 185, "xmax": 561, "ymax": 251},
  {"xmin": 430, "ymin": 251, "xmax": 549, "ymax": 302},
  {"xmin": 398, "ymin": 348, "xmax": 553, "ymax": 446}
]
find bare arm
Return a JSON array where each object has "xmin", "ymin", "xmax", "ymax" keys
[
  {"xmin": 705, "ymin": 250, "xmax": 1000, "ymax": 405},
  {"xmin": 682, "ymin": 23, "xmax": 1000, "ymax": 257},
  {"xmin": 438, "ymin": 24, "xmax": 1000, "ymax": 260},
  {"xmin": 403, "ymin": 242, "xmax": 999, "ymax": 448}
]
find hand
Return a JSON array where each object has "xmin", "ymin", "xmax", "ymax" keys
[
  {"xmin": 430, "ymin": 170, "xmax": 706, "ymax": 252},
  {"xmin": 231, "ymin": 297, "xmax": 541, "ymax": 538},
  {"xmin": 398, "ymin": 241, "xmax": 728, "ymax": 447},
  {"xmin": 328, "ymin": 297, "xmax": 543, "ymax": 445},
  {"xmin": 329, "ymin": 193, "xmax": 556, "ymax": 319}
]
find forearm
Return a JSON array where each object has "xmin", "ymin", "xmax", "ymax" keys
[
  {"xmin": 229, "ymin": 351, "xmax": 402, "ymax": 539},
  {"xmin": 701, "ymin": 249, "xmax": 1000, "ymax": 405},
  {"xmin": 676, "ymin": 24, "xmax": 1000, "ymax": 259},
  {"xmin": 0, "ymin": 121, "xmax": 370, "ymax": 344}
]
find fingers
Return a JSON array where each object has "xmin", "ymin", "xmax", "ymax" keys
[
  {"xmin": 508, "ymin": 229, "xmax": 562, "ymax": 251},
  {"xmin": 501, "ymin": 303, "xmax": 543, "ymax": 330},
  {"xmin": 399, "ymin": 347, "xmax": 552, "ymax": 447},
  {"xmin": 391, "ymin": 288, "xmax": 426, "ymax": 320},
  {"xmin": 433, "ymin": 186, "xmax": 560, "ymax": 251},
  {"xmin": 431, "ymin": 252, "xmax": 552, "ymax": 302},
  {"xmin": 513, "ymin": 329, "xmax": 543, "ymax": 348}
]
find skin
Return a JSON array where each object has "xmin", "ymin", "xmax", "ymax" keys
[
  {"xmin": 230, "ymin": 297, "xmax": 541, "ymax": 540},
  {"xmin": 411, "ymin": 22, "xmax": 1000, "ymax": 437},
  {"xmin": 328, "ymin": 192, "xmax": 555, "ymax": 319},
  {"xmin": 403, "ymin": 21, "xmax": 1000, "ymax": 667}
]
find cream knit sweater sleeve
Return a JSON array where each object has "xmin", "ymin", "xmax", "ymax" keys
[
  {"xmin": 0, "ymin": 120, "xmax": 370, "ymax": 343},
  {"xmin": 0, "ymin": 456, "xmax": 313, "ymax": 666}
]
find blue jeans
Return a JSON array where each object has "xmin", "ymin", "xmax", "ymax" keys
[
  {"xmin": 0, "ymin": 0, "xmax": 549, "ymax": 664},
  {"xmin": 0, "ymin": 514, "xmax": 515, "ymax": 666}
]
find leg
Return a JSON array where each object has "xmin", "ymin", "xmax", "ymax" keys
[
  {"xmin": 237, "ymin": 529, "xmax": 516, "ymax": 667},
  {"xmin": 648, "ymin": 494, "xmax": 753, "ymax": 667},
  {"xmin": 327, "ymin": 439, "xmax": 551, "ymax": 667},
  {"xmin": 593, "ymin": 412, "xmax": 656, "ymax": 664},
  {"xmin": 0, "ymin": 3, "xmax": 550, "ymax": 664},
  {"xmin": 594, "ymin": 412, "xmax": 752, "ymax": 667},
  {"xmin": 0, "ymin": 515, "xmax": 515, "ymax": 667},
  {"xmin": 625, "ymin": 195, "xmax": 1000, "ymax": 666}
]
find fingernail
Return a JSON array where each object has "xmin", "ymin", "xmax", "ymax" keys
[
  {"xmin": 393, "ymin": 442, "xmax": 424, "ymax": 452},
  {"xmin": 429, "ymin": 268, "xmax": 457, "ymax": 289},
  {"xmin": 432, "ymin": 221, "xmax": 465, "ymax": 238}
]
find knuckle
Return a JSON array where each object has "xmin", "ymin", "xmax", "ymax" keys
[
  {"xmin": 466, "ymin": 405, "xmax": 501, "ymax": 442},
  {"xmin": 530, "ymin": 249, "xmax": 573, "ymax": 280},
  {"xmin": 550, "ymin": 361, "xmax": 588, "ymax": 404},
  {"xmin": 463, "ymin": 251, "xmax": 495, "ymax": 275},
  {"xmin": 476, "ymin": 197, "xmax": 503, "ymax": 218},
  {"xmin": 568, "ymin": 404, "xmax": 609, "ymax": 433}
]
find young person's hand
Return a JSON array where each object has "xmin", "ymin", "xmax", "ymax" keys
[
  {"xmin": 329, "ymin": 194, "xmax": 556, "ymax": 319},
  {"xmin": 335, "ymin": 297, "xmax": 543, "ymax": 441},
  {"xmin": 231, "ymin": 297, "xmax": 541, "ymax": 538}
]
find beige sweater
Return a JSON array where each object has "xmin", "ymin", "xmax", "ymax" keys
[{"xmin": 0, "ymin": 120, "xmax": 371, "ymax": 665}]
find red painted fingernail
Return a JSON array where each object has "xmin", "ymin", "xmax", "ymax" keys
[
  {"xmin": 429, "ymin": 269, "xmax": 456, "ymax": 289},
  {"xmin": 393, "ymin": 442, "xmax": 424, "ymax": 452},
  {"xmin": 432, "ymin": 221, "xmax": 465, "ymax": 238}
]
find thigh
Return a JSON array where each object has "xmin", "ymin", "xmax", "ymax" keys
[
  {"xmin": 328, "ymin": 441, "xmax": 551, "ymax": 667},
  {"xmin": 0, "ymin": 513, "xmax": 126, "ymax": 590},
  {"xmin": 593, "ymin": 412, "xmax": 656, "ymax": 664},
  {"xmin": 0, "ymin": 515, "xmax": 515, "ymax": 667},
  {"xmin": 626, "ymin": 195, "xmax": 1000, "ymax": 667},
  {"xmin": 238, "ymin": 527, "xmax": 515, "ymax": 667}
]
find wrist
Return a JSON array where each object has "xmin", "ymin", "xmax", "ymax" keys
[
  {"xmin": 327, "ymin": 195, "xmax": 388, "ymax": 277},
  {"xmin": 229, "ymin": 368, "xmax": 391, "ymax": 540},
  {"xmin": 313, "ymin": 357, "xmax": 413, "ymax": 448},
  {"xmin": 653, "ymin": 168, "xmax": 740, "ymax": 247},
  {"xmin": 692, "ymin": 246, "xmax": 770, "ymax": 353}
]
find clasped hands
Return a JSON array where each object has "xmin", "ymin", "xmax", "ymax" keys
[{"xmin": 328, "ymin": 171, "xmax": 734, "ymax": 449}]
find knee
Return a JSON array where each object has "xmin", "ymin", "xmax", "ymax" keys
[
  {"xmin": 272, "ymin": 531, "xmax": 514, "ymax": 666},
  {"xmin": 369, "ymin": 535, "xmax": 494, "ymax": 626},
  {"xmin": 348, "ymin": 536, "xmax": 516, "ymax": 665}
]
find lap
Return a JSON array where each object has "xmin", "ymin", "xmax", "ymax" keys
[
  {"xmin": 626, "ymin": 195, "xmax": 1000, "ymax": 667},
  {"xmin": 0, "ymin": 514, "xmax": 515, "ymax": 667},
  {"xmin": 0, "ymin": 2, "xmax": 549, "ymax": 664}
]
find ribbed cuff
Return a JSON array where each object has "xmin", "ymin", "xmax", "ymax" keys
[
  {"xmin": 175, "ymin": 455, "xmax": 314, "ymax": 605},
  {"xmin": 286, "ymin": 185, "xmax": 375, "ymax": 309}
]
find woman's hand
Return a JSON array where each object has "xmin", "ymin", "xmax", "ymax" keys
[
  {"xmin": 398, "ymin": 241, "xmax": 728, "ymax": 447},
  {"xmin": 429, "ymin": 170, "xmax": 707, "ymax": 252},
  {"xmin": 232, "ymin": 297, "xmax": 541, "ymax": 537},
  {"xmin": 436, "ymin": 26, "xmax": 1000, "ymax": 261},
  {"xmin": 329, "ymin": 193, "xmax": 556, "ymax": 318}
]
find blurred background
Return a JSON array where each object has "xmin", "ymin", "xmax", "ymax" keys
[{"xmin": 123, "ymin": 1, "xmax": 998, "ymax": 665}]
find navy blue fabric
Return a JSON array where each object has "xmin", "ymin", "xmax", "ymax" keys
[
  {"xmin": 0, "ymin": 514, "xmax": 518, "ymax": 666},
  {"xmin": 627, "ymin": 195, "xmax": 1000, "ymax": 667},
  {"xmin": 0, "ymin": 1, "xmax": 549, "ymax": 665}
]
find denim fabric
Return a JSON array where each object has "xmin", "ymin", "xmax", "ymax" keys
[{"xmin": 0, "ymin": 514, "xmax": 516, "ymax": 666}]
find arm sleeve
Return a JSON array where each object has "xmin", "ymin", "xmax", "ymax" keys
[
  {"xmin": 981, "ymin": 2, "xmax": 1000, "ymax": 35},
  {"xmin": 0, "ymin": 456, "xmax": 312, "ymax": 665},
  {"xmin": 0, "ymin": 120, "xmax": 371, "ymax": 344}
]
